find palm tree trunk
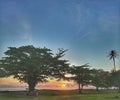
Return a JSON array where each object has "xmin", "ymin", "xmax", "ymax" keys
[{"xmin": 113, "ymin": 57, "xmax": 116, "ymax": 71}]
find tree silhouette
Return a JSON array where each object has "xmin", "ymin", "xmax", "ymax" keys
[
  {"xmin": 0, "ymin": 45, "xmax": 69, "ymax": 95},
  {"xmin": 70, "ymin": 64, "xmax": 90, "ymax": 94},
  {"xmin": 108, "ymin": 50, "xmax": 118, "ymax": 71},
  {"xmin": 111, "ymin": 70, "xmax": 120, "ymax": 92},
  {"xmin": 91, "ymin": 69, "xmax": 111, "ymax": 91}
]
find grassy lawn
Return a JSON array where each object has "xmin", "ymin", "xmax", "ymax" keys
[{"xmin": 0, "ymin": 90, "xmax": 120, "ymax": 100}]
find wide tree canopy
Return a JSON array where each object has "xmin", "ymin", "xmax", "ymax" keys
[{"xmin": 0, "ymin": 45, "xmax": 69, "ymax": 94}]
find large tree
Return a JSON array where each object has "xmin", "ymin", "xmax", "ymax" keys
[
  {"xmin": 70, "ymin": 64, "xmax": 90, "ymax": 94},
  {"xmin": 108, "ymin": 50, "xmax": 118, "ymax": 71},
  {"xmin": 0, "ymin": 45, "xmax": 69, "ymax": 94}
]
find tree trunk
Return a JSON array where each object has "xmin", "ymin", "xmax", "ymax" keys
[
  {"xmin": 29, "ymin": 83, "xmax": 35, "ymax": 92},
  {"xmin": 96, "ymin": 87, "xmax": 99, "ymax": 91},
  {"xmin": 118, "ymin": 85, "xmax": 120, "ymax": 93},
  {"xmin": 113, "ymin": 57, "xmax": 116, "ymax": 72},
  {"xmin": 78, "ymin": 83, "xmax": 82, "ymax": 94},
  {"xmin": 27, "ymin": 82, "xmax": 36, "ymax": 96}
]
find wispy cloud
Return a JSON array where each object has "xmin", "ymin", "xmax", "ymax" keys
[
  {"xmin": 20, "ymin": 20, "xmax": 33, "ymax": 44},
  {"xmin": 73, "ymin": 2, "xmax": 97, "ymax": 40},
  {"xmin": 73, "ymin": 1, "xmax": 120, "ymax": 42}
]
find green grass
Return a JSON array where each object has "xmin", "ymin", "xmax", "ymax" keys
[{"xmin": 0, "ymin": 90, "xmax": 120, "ymax": 100}]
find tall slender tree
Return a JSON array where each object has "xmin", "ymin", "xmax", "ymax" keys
[{"xmin": 108, "ymin": 50, "xmax": 118, "ymax": 71}]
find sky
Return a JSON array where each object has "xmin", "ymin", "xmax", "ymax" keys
[{"xmin": 0, "ymin": 0, "xmax": 120, "ymax": 89}]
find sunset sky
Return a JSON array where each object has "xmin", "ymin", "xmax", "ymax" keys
[{"xmin": 0, "ymin": 0, "xmax": 120, "ymax": 89}]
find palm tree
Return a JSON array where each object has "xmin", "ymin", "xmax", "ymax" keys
[{"xmin": 108, "ymin": 50, "xmax": 118, "ymax": 71}]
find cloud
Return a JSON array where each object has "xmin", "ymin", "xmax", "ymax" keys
[
  {"xmin": 72, "ymin": 0, "xmax": 120, "ymax": 42},
  {"xmin": 20, "ymin": 20, "xmax": 33, "ymax": 44},
  {"xmin": 72, "ymin": 2, "xmax": 97, "ymax": 40},
  {"xmin": 14, "ymin": 10, "xmax": 33, "ymax": 44}
]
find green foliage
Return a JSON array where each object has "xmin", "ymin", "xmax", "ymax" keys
[
  {"xmin": 0, "ymin": 45, "xmax": 69, "ymax": 92},
  {"xmin": 69, "ymin": 64, "xmax": 91, "ymax": 93},
  {"xmin": 0, "ymin": 68, "xmax": 6, "ymax": 77},
  {"xmin": 48, "ymin": 48, "xmax": 69, "ymax": 80},
  {"xmin": 111, "ymin": 70, "xmax": 120, "ymax": 91},
  {"xmin": 91, "ymin": 69, "xmax": 111, "ymax": 91}
]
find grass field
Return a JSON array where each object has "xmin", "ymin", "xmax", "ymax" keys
[{"xmin": 0, "ymin": 90, "xmax": 120, "ymax": 100}]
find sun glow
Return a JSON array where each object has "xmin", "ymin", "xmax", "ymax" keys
[
  {"xmin": 61, "ymin": 84, "xmax": 67, "ymax": 88},
  {"xmin": 0, "ymin": 77, "xmax": 78, "ymax": 90}
]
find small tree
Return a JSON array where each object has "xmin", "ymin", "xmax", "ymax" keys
[
  {"xmin": 70, "ymin": 64, "xmax": 90, "ymax": 94},
  {"xmin": 111, "ymin": 70, "xmax": 120, "ymax": 92},
  {"xmin": 0, "ymin": 45, "xmax": 69, "ymax": 95},
  {"xmin": 91, "ymin": 69, "xmax": 111, "ymax": 91}
]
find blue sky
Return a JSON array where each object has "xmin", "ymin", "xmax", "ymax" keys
[{"xmin": 0, "ymin": 0, "xmax": 120, "ymax": 70}]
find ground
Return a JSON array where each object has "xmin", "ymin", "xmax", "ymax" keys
[{"xmin": 0, "ymin": 90, "xmax": 120, "ymax": 100}]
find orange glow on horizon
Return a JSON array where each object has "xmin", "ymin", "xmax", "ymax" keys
[
  {"xmin": 0, "ymin": 76, "xmax": 19, "ymax": 85},
  {"xmin": 0, "ymin": 77, "xmax": 77, "ymax": 90},
  {"xmin": 60, "ymin": 84, "xmax": 67, "ymax": 89},
  {"xmin": 0, "ymin": 77, "xmax": 95, "ymax": 90}
]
